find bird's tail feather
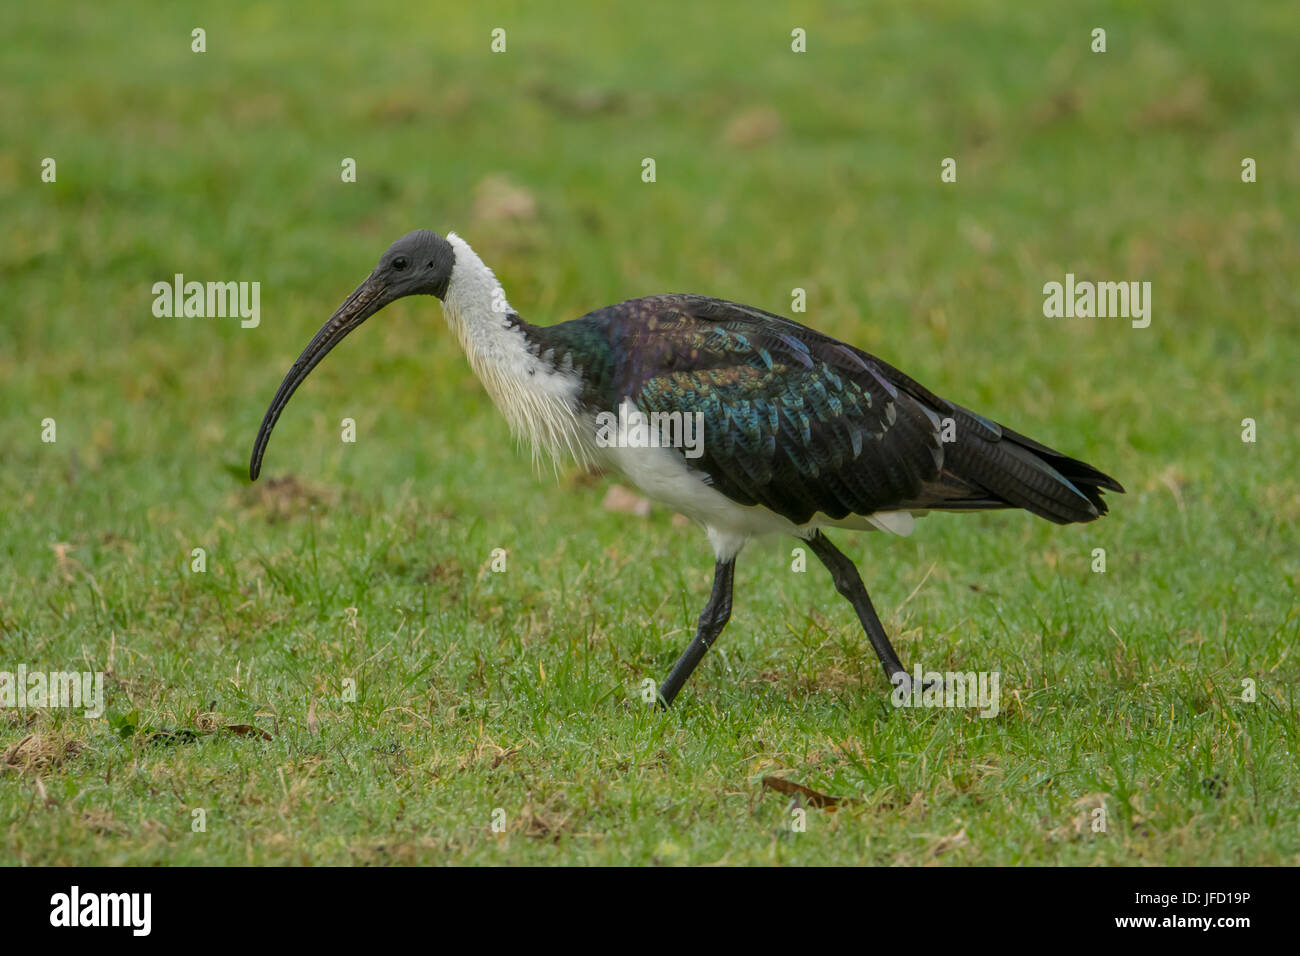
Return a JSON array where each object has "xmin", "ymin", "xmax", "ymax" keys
[{"xmin": 941, "ymin": 415, "xmax": 1125, "ymax": 525}]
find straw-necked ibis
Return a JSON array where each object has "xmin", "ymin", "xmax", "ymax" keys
[{"xmin": 250, "ymin": 230, "xmax": 1123, "ymax": 706}]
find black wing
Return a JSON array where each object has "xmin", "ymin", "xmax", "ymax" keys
[{"xmin": 545, "ymin": 294, "xmax": 1122, "ymax": 525}]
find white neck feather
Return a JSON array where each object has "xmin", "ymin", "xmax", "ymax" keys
[{"xmin": 440, "ymin": 234, "xmax": 593, "ymax": 471}]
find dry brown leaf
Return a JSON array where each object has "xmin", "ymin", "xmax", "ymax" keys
[
  {"xmin": 225, "ymin": 724, "xmax": 273, "ymax": 741},
  {"xmin": 761, "ymin": 775, "xmax": 848, "ymax": 810}
]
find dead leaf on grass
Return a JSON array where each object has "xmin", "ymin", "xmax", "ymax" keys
[
  {"xmin": 761, "ymin": 775, "xmax": 850, "ymax": 810},
  {"xmin": 224, "ymin": 724, "xmax": 273, "ymax": 741}
]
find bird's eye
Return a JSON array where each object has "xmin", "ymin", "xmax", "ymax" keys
[{"xmin": 393, "ymin": 256, "xmax": 408, "ymax": 271}]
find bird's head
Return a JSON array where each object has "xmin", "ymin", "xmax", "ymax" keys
[{"xmin": 249, "ymin": 229, "xmax": 455, "ymax": 481}]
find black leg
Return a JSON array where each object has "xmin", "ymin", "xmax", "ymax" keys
[
  {"xmin": 658, "ymin": 558, "xmax": 735, "ymax": 708},
  {"xmin": 805, "ymin": 530, "xmax": 908, "ymax": 682}
]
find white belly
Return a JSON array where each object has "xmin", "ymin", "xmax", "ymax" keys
[{"xmin": 592, "ymin": 403, "xmax": 914, "ymax": 561}]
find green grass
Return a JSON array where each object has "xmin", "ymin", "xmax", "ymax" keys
[{"xmin": 2, "ymin": 0, "xmax": 1298, "ymax": 864}]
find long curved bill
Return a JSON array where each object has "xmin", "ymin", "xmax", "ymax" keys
[{"xmin": 249, "ymin": 276, "xmax": 389, "ymax": 481}]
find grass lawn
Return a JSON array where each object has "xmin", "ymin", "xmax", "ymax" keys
[{"xmin": 2, "ymin": 0, "xmax": 1297, "ymax": 864}]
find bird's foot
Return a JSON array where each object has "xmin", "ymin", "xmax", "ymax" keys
[{"xmin": 888, "ymin": 669, "xmax": 943, "ymax": 700}]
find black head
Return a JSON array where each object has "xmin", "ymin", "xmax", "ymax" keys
[
  {"xmin": 372, "ymin": 229, "xmax": 456, "ymax": 301},
  {"xmin": 249, "ymin": 229, "xmax": 456, "ymax": 480}
]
